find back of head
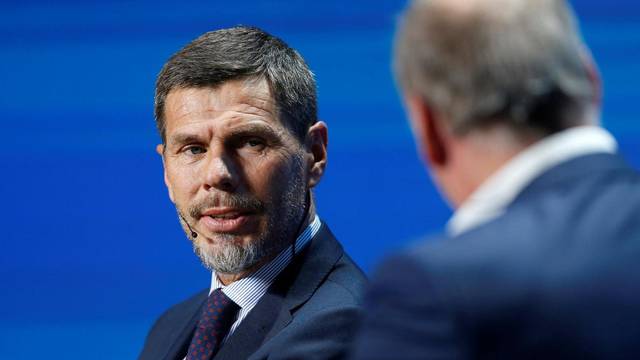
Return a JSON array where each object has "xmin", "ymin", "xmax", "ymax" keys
[
  {"xmin": 154, "ymin": 26, "xmax": 317, "ymax": 143},
  {"xmin": 395, "ymin": 0, "xmax": 598, "ymax": 137}
]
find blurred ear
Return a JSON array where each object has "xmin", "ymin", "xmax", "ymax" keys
[
  {"xmin": 405, "ymin": 95, "xmax": 447, "ymax": 167},
  {"xmin": 305, "ymin": 121, "xmax": 328, "ymax": 188},
  {"xmin": 581, "ymin": 47, "xmax": 602, "ymax": 107},
  {"xmin": 156, "ymin": 144, "xmax": 175, "ymax": 203}
]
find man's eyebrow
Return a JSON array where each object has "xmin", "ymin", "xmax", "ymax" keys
[
  {"xmin": 227, "ymin": 123, "xmax": 282, "ymax": 137},
  {"xmin": 167, "ymin": 123, "xmax": 286, "ymax": 148},
  {"xmin": 168, "ymin": 133, "xmax": 204, "ymax": 146}
]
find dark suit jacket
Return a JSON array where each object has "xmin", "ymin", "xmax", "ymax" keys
[
  {"xmin": 352, "ymin": 153, "xmax": 640, "ymax": 359},
  {"xmin": 139, "ymin": 223, "xmax": 367, "ymax": 360}
]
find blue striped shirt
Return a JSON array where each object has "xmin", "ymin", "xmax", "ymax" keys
[{"xmin": 210, "ymin": 215, "xmax": 321, "ymax": 341}]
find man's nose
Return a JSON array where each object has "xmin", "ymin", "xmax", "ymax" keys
[{"xmin": 202, "ymin": 147, "xmax": 239, "ymax": 193}]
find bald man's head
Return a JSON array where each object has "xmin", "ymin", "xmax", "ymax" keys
[
  {"xmin": 395, "ymin": 0, "xmax": 597, "ymax": 136},
  {"xmin": 417, "ymin": 0, "xmax": 554, "ymax": 22}
]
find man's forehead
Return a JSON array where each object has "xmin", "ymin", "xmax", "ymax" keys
[{"xmin": 164, "ymin": 79, "xmax": 277, "ymax": 127}]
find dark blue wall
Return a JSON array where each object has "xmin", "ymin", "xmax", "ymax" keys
[{"xmin": 1, "ymin": 1, "xmax": 638, "ymax": 358}]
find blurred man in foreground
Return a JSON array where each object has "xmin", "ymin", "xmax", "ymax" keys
[
  {"xmin": 353, "ymin": 0, "xmax": 640, "ymax": 358},
  {"xmin": 139, "ymin": 26, "xmax": 366, "ymax": 360}
]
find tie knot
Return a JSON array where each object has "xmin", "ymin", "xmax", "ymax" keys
[
  {"xmin": 198, "ymin": 289, "xmax": 239, "ymax": 328},
  {"xmin": 209, "ymin": 288, "xmax": 235, "ymax": 308}
]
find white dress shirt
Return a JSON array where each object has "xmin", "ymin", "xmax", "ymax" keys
[{"xmin": 447, "ymin": 126, "xmax": 617, "ymax": 236}]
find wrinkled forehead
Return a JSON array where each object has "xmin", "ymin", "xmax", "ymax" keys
[{"xmin": 163, "ymin": 78, "xmax": 277, "ymax": 124}]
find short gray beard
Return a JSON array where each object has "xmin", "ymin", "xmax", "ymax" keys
[{"xmin": 193, "ymin": 233, "xmax": 260, "ymax": 274}]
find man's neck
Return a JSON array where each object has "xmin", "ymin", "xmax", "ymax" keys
[{"xmin": 449, "ymin": 126, "xmax": 537, "ymax": 207}]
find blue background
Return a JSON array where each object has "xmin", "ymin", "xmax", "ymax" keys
[{"xmin": 1, "ymin": 1, "xmax": 638, "ymax": 358}]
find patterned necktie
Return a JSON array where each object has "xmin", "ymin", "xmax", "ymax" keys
[{"xmin": 186, "ymin": 288, "xmax": 240, "ymax": 360}]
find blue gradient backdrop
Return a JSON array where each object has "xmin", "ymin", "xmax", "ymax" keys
[{"xmin": 1, "ymin": 1, "xmax": 638, "ymax": 358}]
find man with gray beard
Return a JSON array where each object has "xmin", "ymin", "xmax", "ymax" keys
[{"xmin": 139, "ymin": 26, "xmax": 366, "ymax": 360}]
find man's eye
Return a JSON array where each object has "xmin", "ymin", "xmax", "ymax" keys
[
  {"xmin": 185, "ymin": 146, "xmax": 206, "ymax": 155},
  {"xmin": 245, "ymin": 138, "xmax": 266, "ymax": 149}
]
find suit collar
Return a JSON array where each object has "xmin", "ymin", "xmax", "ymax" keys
[
  {"xmin": 448, "ymin": 126, "xmax": 617, "ymax": 236},
  {"xmin": 513, "ymin": 152, "xmax": 631, "ymax": 204},
  {"xmin": 280, "ymin": 222, "xmax": 343, "ymax": 311}
]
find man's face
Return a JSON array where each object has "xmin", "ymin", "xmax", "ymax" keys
[{"xmin": 158, "ymin": 78, "xmax": 310, "ymax": 274}]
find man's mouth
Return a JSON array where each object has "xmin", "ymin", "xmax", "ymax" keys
[
  {"xmin": 198, "ymin": 208, "xmax": 257, "ymax": 234},
  {"xmin": 206, "ymin": 212, "xmax": 244, "ymax": 219}
]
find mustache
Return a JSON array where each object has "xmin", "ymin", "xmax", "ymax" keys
[{"xmin": 188, "ymin": 193, "xmax": 264, "ymax": 219}]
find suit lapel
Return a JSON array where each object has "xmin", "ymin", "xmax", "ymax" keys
[
  {"xmin": 214, "ymin": 223, "xmax": 344, "ymax": 359},
  {"xmin": 265, "ymin": 223, "xmax": 343, "ymax": 342},
  {"xmin": 162, "ymin": 290, "xmax": 208, "ymax": 360},
  {"xmin": 213, "ymin": 285, "xmax": 290, "ymax": 360},
  {"xmin": 279, "ymin": 223, "xmax": 343, "ymax": 312}
]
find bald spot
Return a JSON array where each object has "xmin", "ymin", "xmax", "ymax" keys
[{"xmin": 414, "ymin": 0, "xmax": 551, "ymax": 24}]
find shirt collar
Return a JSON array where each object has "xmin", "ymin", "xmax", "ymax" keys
[
  {"xmin": 447, "ymin": 126, "xmax": 617, "ymax": 236},
  {"xmin": 209, "ymin": 214, "xmax": 321, "ymax": 310}
]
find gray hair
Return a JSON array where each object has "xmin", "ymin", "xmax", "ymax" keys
[
  {"xmin": 155, "ymin": 26, "xmax": 317, "ymax": 142},
  {"xmin": 394, "ymin": 0, "xmax": 597, "ymax": 135}
]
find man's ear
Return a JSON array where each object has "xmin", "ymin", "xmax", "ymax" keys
[
  {"xmin": 304, "ymin": 121, "xmax": 328, "ymax": 188},
  {"xmin": 156, "ymin": 144, "xmax": 175, "ymax": 203},
  {"xmin": 405, "ymin": 95, "xmax": 447, "ymax": 167},
  {"xmin": 580, "ymin": 47, "xmax": 602, "ymax": 107}
]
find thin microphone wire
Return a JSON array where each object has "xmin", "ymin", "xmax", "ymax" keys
[
  {"xmin": 291, "ymin": 191, "xmax": 312, "ymax": 259},
  {"xmin": 179, "ymin": 212, "xmax": 198, "ymax": 238}
]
